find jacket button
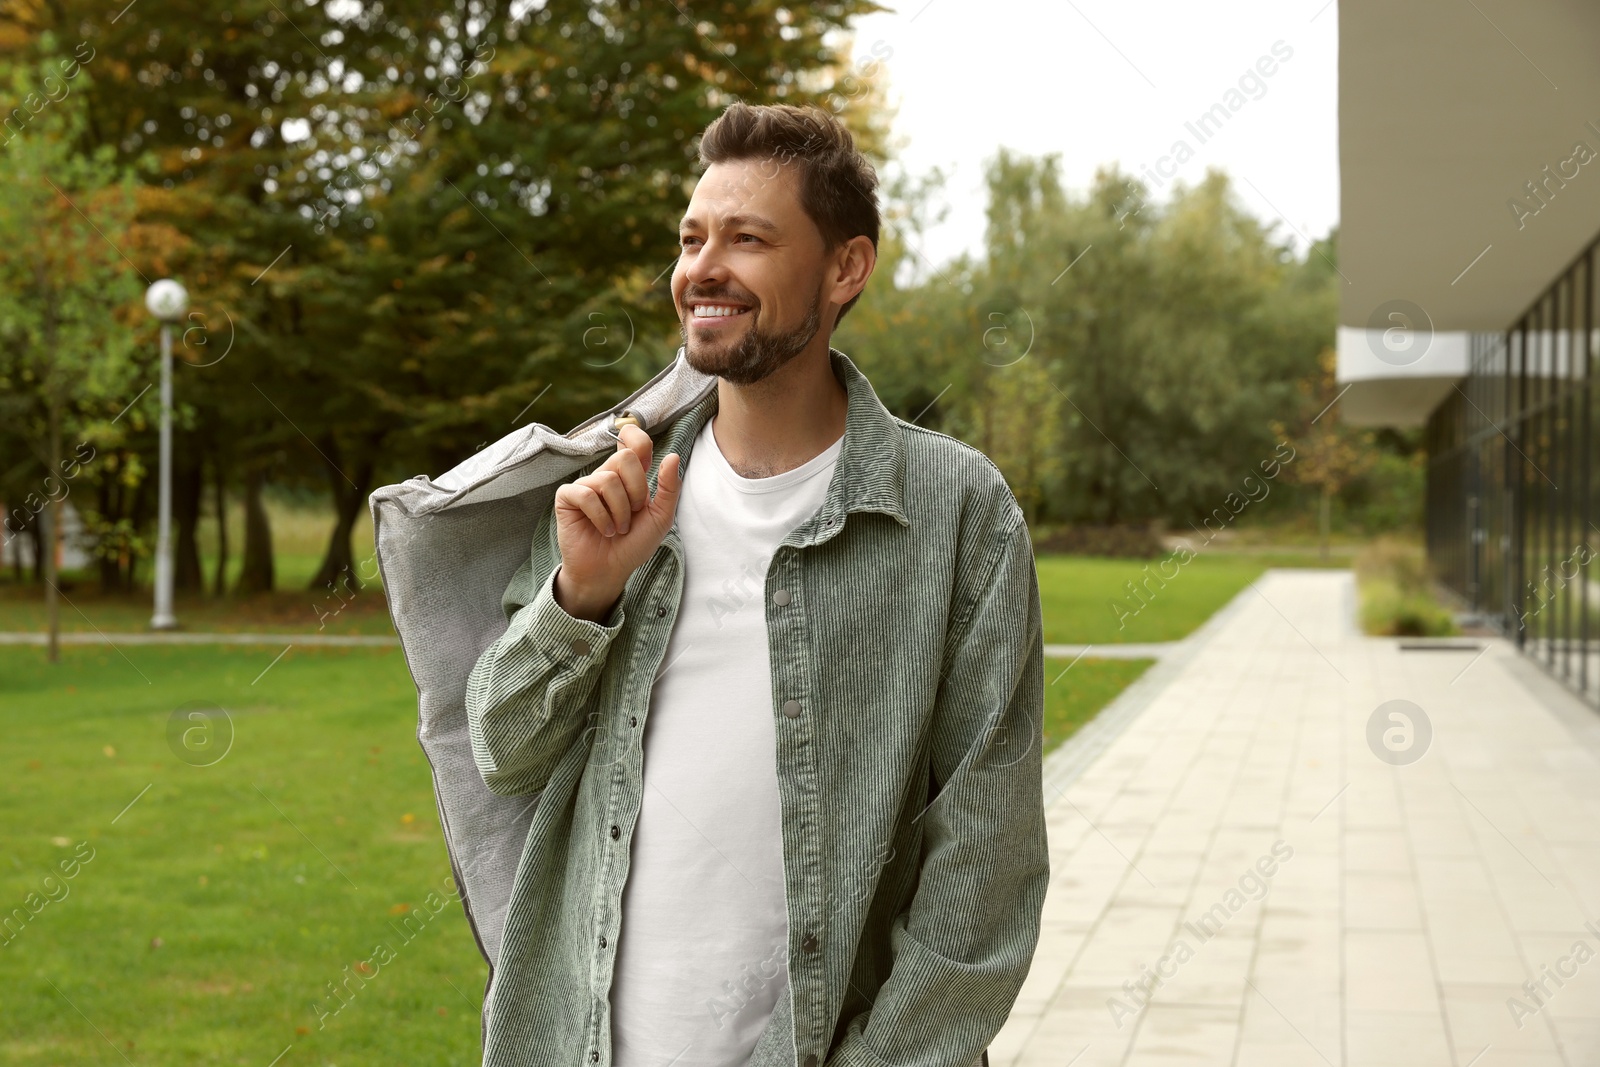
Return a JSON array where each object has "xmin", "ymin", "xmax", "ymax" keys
[
  {"xmin": 803, "ymin": 1055, "xmax": 819, "ymax": 1067},
  {"xmin": 801, "ymin": 932, "xmax": 818, "ymax": 953},
  {"xmin": 629, "ymin": 715, "xmax": 638, "ymax": 727},
  {"xmin": 773, "ymin": 588, "xmax": 791, "ymax": 606},
  {"xmin": 781, "ymin": 699, "xmax": 802, "ymax": 719},
  {"xmin": 599, "ymin": 935, "xmax": 607, "ymax": 948},
  {"xmin": 591, "ymin": 1052, "xmax": 600, "ymax": 1063},
  {"xmin": 609, "ymin": 825, "xmax": 620, "ymax": 840},
  {"xmin": 656, "ymin": 605, "xmax": 667, "ymax": 618},
  {"xmin": 570, "ymin": 638, "xmax": 592, "ymax": 657}
]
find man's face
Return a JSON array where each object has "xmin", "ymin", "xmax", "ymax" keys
[{"xmin": 671, "ymin": 159, "xmax": 828, "ymax": 386}]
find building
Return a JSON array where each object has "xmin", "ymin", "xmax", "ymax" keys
[{"xmin": 1336, "ymin": 1, "xmax": 1600, "ymax": 703}]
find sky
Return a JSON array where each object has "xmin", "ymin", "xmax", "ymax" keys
[{"xmin": 844, "ymin": 0, "xmax": 1341, "ymax": 269}]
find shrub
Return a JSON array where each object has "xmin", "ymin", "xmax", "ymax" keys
[
  {"xmin": 1030, "ymin": 523, "xmax": 1165, "ymax": 559},
  {"xmin": 1354, "ymin": 538, "xmax": 1459, "ymax": 637}
]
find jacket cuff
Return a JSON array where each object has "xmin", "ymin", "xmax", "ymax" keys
[{"xmin": 505, "ymin": 563, "xmax": 626, "ymax": 670}]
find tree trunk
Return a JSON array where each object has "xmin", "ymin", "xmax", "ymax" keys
[
  {"xmin": 44, "ymin": 400, "xmax": 61, "ymax": 663},
  {"xmin": 310, "ymin": 442, "xmax": 374, "ymax": 595},
  {"xmin": 97, "ymin": 471, "xmax": 120, "ymax": 591},
  {"xmin": 174, "ymin": 442, "xmax": 204, "ymax": 592},
  {"xmin": 1318, "ymin": 484, "xmax": 1332, "ymax": 563},
  {"xmin": 212, "ymin": 452, "xmax": 229, "ymax": 598},
  {"xmin": 8, "ymin": 513, "xmax": 21, "ymax": 583},
  {"xmin": 127, "ymin": 462, "xmax": 151, "ymax": 593},
  {"xmin": 28, "ymin": 512, "xmax": 42, "ymax": 583},
  {"xmin": 236, "ymin": 467, "xmax": 274, "ymax": 595}
]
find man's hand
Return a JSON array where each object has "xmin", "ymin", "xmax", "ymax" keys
[{"xmin": 552, "ymin": 423, "xmax": 684, "ymax": 622}]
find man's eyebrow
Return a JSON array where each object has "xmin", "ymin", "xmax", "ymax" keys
[{"xmin": 678, "ymin": 212, "xmax": 780, "ymax": 233}]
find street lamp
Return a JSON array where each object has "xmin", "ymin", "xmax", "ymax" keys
[{"xmin": 145, "ymin": 279, "xmax": 188, "ymax": 631}]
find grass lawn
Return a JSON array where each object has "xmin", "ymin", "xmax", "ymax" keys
[
  {"xmin": 0, "ymin": 645, "xmax": 485, "ymax": 1066},
  {"xmin": 3, "ymin": 535, "xmax": 1258, "ymax": 1062},
  {"xmin": 1034, "ymin": 550, "xmax": 1334, "ymax": 645},
  {"xmin": 1, "ymin": 641, "xmax": 1154, "ymax": 1065},
  {"xmin": 1041, "ymin": 656, "xmax": 1156, "ymax": 756},
  {"xmin": 0, "ymin": 580, "xmax": 400, "ymax": 636}
]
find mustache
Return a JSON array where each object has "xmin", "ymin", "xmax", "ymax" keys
[{"xmin": 682, "ymin": 287, "xmax": 759, "ymax": 308}]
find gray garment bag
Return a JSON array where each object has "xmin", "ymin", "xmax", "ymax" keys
[{"xmin": 369, "ymin": 350, "xmax": 714, "ymax": 975}]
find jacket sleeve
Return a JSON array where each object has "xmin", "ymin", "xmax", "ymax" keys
[
  {"xmin": 464, "ymin": 484, "xmax": 627, "ymax": 797},
  {"xmin": 828, "ymin": 513, "xmax": 1051, "ymax": 1067}
]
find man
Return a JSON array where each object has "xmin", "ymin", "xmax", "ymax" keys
[{"xmin": 464, "ymin": 102, "xmax": 1048, "ymax": 1067}]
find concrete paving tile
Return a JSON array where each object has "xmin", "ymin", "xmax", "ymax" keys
[
  {"xmin": 1548, "ymin": 1015, "xmax": 1600, "ymax": 1064},
  {"xmin": 1064, "ymin": 916, "xmax": 1185, "ymax": 990},
  {"xmin": 1515, "ymin": 931, "xmax": 1600, "ymax": 1016},
  {"xmin": 1345, "ymin": 870, "xmax": 1424, "ymax": 930},
  {"xmin": 1234, "ymin": 1041, "xmax": 1334, "ymax": 1067},
  {"xmin": 1344, "ymin": 1010, "xmax": 1452, "ymax": 1066},
  {"xmin": 1438, "ymin": 982, "xmax": 1566, "ymax": 1055},
  {"xmin": 1346, "ymin": 931, "xmax": 1442, "ymax": 1014},
  {"xmin": 1124, "ymin": 1004, "xmax": 1238, "ymax": 1066},
  {"xmin": 1345, "ymin": 829, "xmax": 1413, "ymax": 873},
  {"xmin": 1239, "ymin": 987, "xmax": 1341, "ymax": 1056},
  {"xmin": 1406, "ymin": 815, "xmax": 1482, "ymax": 858},
  {"xmin": 1117, "ymin": 852, "xmax": 1207, "ymax": 909},
  {"xmin": 1145, "ymin": 931, "xmax": 1254, "ymax": 1009}
]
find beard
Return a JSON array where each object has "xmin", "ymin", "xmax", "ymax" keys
[{"xmin": 680, "ymin": 291, "xmax": 824, "ymax": 386}]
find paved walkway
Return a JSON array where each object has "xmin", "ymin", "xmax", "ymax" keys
[{"xmin": 999, "ymin": 568, "xmax": 1600, "ymax": 1067}]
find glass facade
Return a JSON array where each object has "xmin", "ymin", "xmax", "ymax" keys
[{"xmin": 1426, "ymin": 240, "xmax": 1599, "ymax": 700}]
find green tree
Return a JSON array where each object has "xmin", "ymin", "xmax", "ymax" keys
[
  {"xmin": 7, "ymin": 0, "xmax": 889, "ymax": 597},
  {"xmin": 0, "ymin": 39, "xmax": 142, "ymax": 659},
  {"xmin": 1277, "ymin": 345, "xmax": 1377, "ymax": 560}
]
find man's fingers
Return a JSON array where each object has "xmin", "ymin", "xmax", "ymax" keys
[
  {"xmin": 651, "ymin": 453, "xmax": 684, "ymax": 518},
  {"xmin": 617, "ymin": 424, "xmax": 654, "ymax": 470},
  {"xmin": 586, "ymin": 470, "xmax": 633, "ymax": 535},
  {"xmin": 558, "ymin": 483, "xmax": 616, "ymax": 537},
  {"xmin": 606, "ymin": 441, "xmax": 650, "ymax": 512}
]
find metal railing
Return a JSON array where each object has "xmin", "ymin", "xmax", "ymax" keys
[{"xmin": 1425, "ymin": 235, "xmax": 1598, "ymax": 702}]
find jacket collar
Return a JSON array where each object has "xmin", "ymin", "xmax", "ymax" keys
[{"xmin": 657, "ymin": 347, "xmax": 910, "ymax": 542}]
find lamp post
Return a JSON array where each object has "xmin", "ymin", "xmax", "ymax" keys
[{"xmin": 145, "ymin": 279, "xmax": 188, "ymax": 631}]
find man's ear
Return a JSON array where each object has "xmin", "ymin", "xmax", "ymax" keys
[{"xmin": 828, "ymin": 235, "xmax": 877, "ymax": 313}]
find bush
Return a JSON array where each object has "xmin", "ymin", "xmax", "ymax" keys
[
  {"xmin": 1030, "ymin": 523, "xmax": 1165, "ymax": 559},
  {"xmin": 1354, "ymin": 538, "xmax": 1459, "ymax": 637}
]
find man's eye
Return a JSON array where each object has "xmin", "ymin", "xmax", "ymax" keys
[
  {"xmin": 679, "ymin": 235, "xmax": 700, "ymax": 247},
  {"xmin": 736, "ymin": 233, "xmax": 762, "ymax": 244}
]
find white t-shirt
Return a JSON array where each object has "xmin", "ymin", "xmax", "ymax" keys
[{"xmin": 609, "ymin": 415, "xmax": 844, "ymax": 1067}]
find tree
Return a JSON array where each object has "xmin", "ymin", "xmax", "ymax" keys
[
  {"xmin": 6, "ymin": 0, "xmax": 890, "ymax": 599},
  {"xmin": 1278, "ymin": 345, "xmax": 1377, "ymax": 560},
  {"xmin": 844, "ymin": 152, "xmax": 1340, "ymax": 531},
  {"xmin": 0, "ymin": 38, "xmax": 143, "ymax": 659}
]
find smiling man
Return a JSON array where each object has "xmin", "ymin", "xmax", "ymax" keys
[{"xmin": 463, "ymin": 102, "xmax": 1048, "ymax": 1067}]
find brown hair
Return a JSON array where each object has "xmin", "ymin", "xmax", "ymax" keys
[{"xmin": 696, "ymin": 102, "xmax": 880, "ymax": 326}]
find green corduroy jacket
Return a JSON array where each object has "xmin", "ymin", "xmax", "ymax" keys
[{"xmin": 459, "ymin": 348, "xmax": 1048, "ymax": 1067}]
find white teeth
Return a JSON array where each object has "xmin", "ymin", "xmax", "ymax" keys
[{"xmin": 692, "ymin": 305, "xmax": 747, "ymax": 318}]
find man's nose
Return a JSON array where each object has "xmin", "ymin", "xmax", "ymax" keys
[{"xmin": 685, "ymin": 237, "xmax": 732, "ymax": 286}]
